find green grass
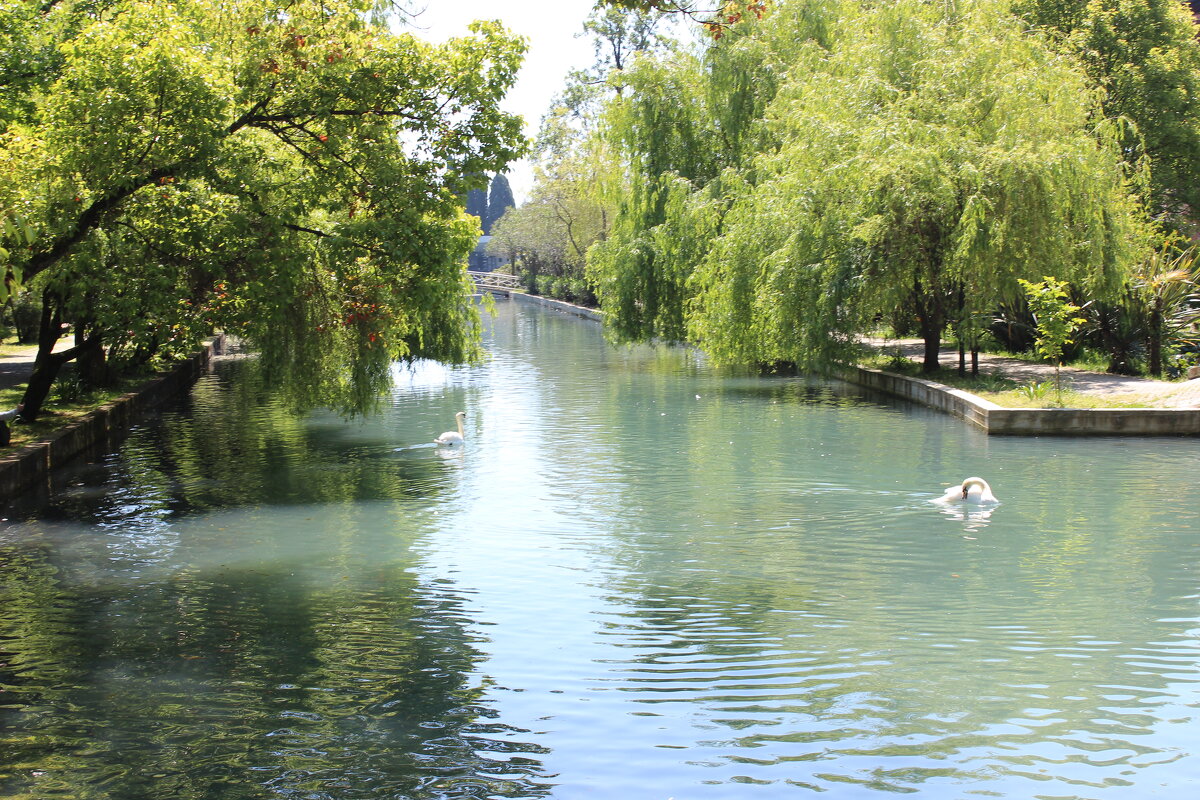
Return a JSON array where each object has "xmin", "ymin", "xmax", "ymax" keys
[
  {"xmin": 980, "ymin": 388, "xmax": 1149, "ymax": 409},
  {"xmin": 1, "ymin": 336, "xmax": 149, "ymax": 451},
  {"xmin": 1, "ymin": 382, "xmax": 134, "ymax": 451}
]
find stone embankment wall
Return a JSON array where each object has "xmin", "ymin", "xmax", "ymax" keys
[
  {"xmin": 508, "ymin": 291, "xmax": 602, "ymax": 321},
  {"xmin": 0, "ymin": 338, "xmax": 219, "ymax": 507},
  {"xmin": 845, "ymin": 366, "xmax": 1200, "ymax": 436}
]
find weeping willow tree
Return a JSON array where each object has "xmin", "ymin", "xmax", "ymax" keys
[
  {"xmin": 587, "ymin": 51, "xmax": 722, "ymax": 342},
  {"xmin": 693, "ymin": 0, "xmax": 1153, "ymax": 371},
  {"xmin": 591, "ymin": 0, "xmax": 1155, "ymax": 372},
  {"xmin": 587, "ymin": 1, "xmax": 842, "ymax": 342}
]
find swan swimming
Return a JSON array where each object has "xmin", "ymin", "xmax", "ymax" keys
[
  {"xmin": 435, "ymin": 411, "xmax": 466, "ymax": 446},
  {"xmin": 936, "ymin": 476, "xmax": 998, "ymax": 504}
]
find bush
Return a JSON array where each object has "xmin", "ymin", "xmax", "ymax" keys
[
  {"xmin": 9, "ymin": 291, "xmax": 41, "ymax": 344},
  {"xmin": 530, "ymin": 275, "xmax": 597, "ymax": 308}
]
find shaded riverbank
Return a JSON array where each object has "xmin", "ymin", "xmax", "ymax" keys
[{"xmin": 0, "ymin": 338, "xmax": 221, "ymax": 508}]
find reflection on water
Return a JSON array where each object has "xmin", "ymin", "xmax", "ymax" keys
[{"xmin": 2, "ymin": 300, "xmax": 1200, "ymax": 799}]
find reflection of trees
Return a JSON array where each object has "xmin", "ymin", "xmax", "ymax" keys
[
  {"xmin": 0, "ymin": 533, "xmax": 551, "ymax": 798},
  {"xmin": 0, "ymin": 354, "xmax": 552, "ymax": 799},
  {"xmin": 36, "ymin": 358, "xmax": 459, "ymax": 525}
]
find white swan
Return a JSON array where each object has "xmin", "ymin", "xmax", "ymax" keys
[
  {"xmin": 435, "ymin": 411, "xmax": 466, "ymax": 446},
  {"xmin": 936, "ymin": 476, "xmax": 998, "ymax": 504}
]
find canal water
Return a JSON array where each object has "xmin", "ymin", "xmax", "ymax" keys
[{"xmin": 2, "ymin": 300, "xmax": 1199, "ymax": 799}]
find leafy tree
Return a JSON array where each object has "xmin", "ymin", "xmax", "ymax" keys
[
  {"xmin": 1019, "ymin": 277, "xmax": 1087, "ymax": 403},
  {"xmin": 592, "ymin": 0, "xmax": 1152, "ymax": 371},
  {"xmin": 598, "ymin": 0, "xmax": 769, "ymax": 38},
  {"xmin": 497, "ymin": 2, "xmax": 673, "ymax": 307},
  {"xmin": 488, "ymin": 197, "xmax": 573, "ymax": 291},
  {"xmin": 697, "ymin": 0, "xmax": 1149, "ymax": 371},
  {"xmin": 1091, "ymin": 238, "xmax": 1200, "ymax": 376},
  {"xmin": 1134, "ymin": 241, "xmax": 1200, "ymax": 376},
  {"xmin": 0, "ymin": 0, "xmax": 527, "ymax": 419},
  {"xmin": 1014, "ymin": 0, "xmax": 1200, "ymax": 223},
  {"xmin": 571, "ymin": 4, "xmax": 669, "ymax": 99},
  {"xmin": 585, "ymin": 48, "xmax": 726, "ymax": 342},
  {"xmin": 586, "ymin": 1, "xmax": 837, "ymax": 345},
  {"xmin": 488, "ymin": 146, "xmax": 612, "ymax": 306}
]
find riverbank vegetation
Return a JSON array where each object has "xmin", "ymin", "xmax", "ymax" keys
[
  {"xmin": 506, "ymin": 0, "xmax": 1200, "ymax": 380},
  {"xmin": 5, "ymin": 0, "xmax": 1200, "ymax": 439},
  {"xmin": 0, "ymin": 0, "xmax": 527, "ymax": 425}
]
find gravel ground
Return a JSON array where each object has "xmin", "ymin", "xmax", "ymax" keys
[{"xmin": 870, "ymin": 338, "xmax": 1200, "ymax": 408}]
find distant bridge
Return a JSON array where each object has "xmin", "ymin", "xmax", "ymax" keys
[{"xmin": 467, "ymin": 270, "xmax": 521, "ymax": 295}]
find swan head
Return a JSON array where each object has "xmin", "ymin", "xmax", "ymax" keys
[
  {"xmin": 434, "ymin": 411, "xmax": 468, "ymax": 446},
  {"xmin": 959, "ymin": 477, "xmax": 997, "ymax": 503}
]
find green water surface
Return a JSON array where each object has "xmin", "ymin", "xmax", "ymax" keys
[{"xmin": 2, "ymin": 300, "xmax": 1199, "ymax": 799}]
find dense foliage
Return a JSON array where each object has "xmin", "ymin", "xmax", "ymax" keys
[
  {"xmin": 1014, "ymin": 0, "xmax": 1200, "ymax": 222},
  {"xmin": 0, "ymin": 0, "xmax": 526, "ymax": 418},
  {"xmin": 573, "ymin": 0, "xmax": 1189, "ymax": 375},
  {"xmin": 487, "ymin": 4, "xmax": 668, "ymax": 308}
]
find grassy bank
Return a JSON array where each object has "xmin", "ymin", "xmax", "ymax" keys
[
  {"xmin": 0, "ymin": 337, "xmax": 149, "ymax": 452},
  {"xmin": 0, "ymin": 381, "xmax": 139, "ymax": 452}
]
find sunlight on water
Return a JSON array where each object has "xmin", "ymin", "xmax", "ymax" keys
[{"xmin": 2, "ymin": 300, "xmax": 1200, "ymax": 799}]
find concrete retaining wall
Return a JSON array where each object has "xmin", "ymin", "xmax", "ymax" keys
[
  {"xmin": 843, "ymin": 365, "xmax": 1200, "ymax": 436},
  {"xmin": 507, "ymin": 291, "xmax": 603, "ymax": 321},
  {"xmin": 0, "ymin": 339, "xmax": 219, "ymax": 507},
  {"xmin": 841, "ymin": 366, "xmax": 995, "ymax": 430}
]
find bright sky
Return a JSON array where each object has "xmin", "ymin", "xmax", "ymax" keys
[{"xmin": 402, "ymin": 0, "xmax": 602, "ymax": 203}]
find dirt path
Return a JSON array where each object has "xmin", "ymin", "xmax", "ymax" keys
[
  {"xmin": 0, "ymin": 342, "xmax": 40, "ymax": 393},
  {"xmin": 0, "ymin": 338, "xmax": 78, "ymax": 395},
  {"xmin": 869, "ymin": 338, "xmax": 1200, "ymax": 408}
]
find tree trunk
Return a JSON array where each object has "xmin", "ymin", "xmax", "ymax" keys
[
  {"xmin": 1149, "ymin": 298, "xmax": 1163, "ymax": 377},
  {"xmin": 19, "ymin": 292, "xmax": 100, "ymax": 421},
  {"xmin": 76, "ymin": 321, "xmax": 109, "ymax": 387},
  {"xmin": 971, "ymin": 347, "xmax": 979, "ymax": 376},
  {"xmin": 918, "ymin": 313, "xmax": 943, "ymax": 372},
  {"xmin": 958, "ymin": 338, "xmax": 966, "ymax": 376}
]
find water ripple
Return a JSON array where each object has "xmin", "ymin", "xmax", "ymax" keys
[{"xmin": 4, "ymin": 301, "xmax": 1200, "ymax": 798}]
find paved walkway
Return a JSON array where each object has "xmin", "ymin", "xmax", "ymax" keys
[
  {"xmin": 0, "ymin": 343, "xmax": 40, "ymax": 393},
  {"xmin": 872, "ymin": 338, "xmax": 1200, "ymax": 408}
]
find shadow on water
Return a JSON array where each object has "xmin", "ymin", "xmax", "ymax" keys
[
  {"xmin": 4, "ymin": 302, "xmax": 1200, "ymax": 798},
  {"xmin": 0, "ymin": 356, "xmax": 554, "ymax": 800},
  {"xmin": 13, "ymin": 359, "xmax": 468, "ymax": 525}
]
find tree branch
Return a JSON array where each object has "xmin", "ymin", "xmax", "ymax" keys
[{"xmin": 23, "ymin": 162, "xmax": 185, "ymax": 283}]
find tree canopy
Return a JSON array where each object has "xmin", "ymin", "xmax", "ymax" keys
[
  {"xmin": 1014, "ymin": 0, "xmax": 1200, "ymax": 222},
  {"xmin": 586, "ymin": 0, "xmax": 1158, "ymax": 371},
  {"xmin": 1, "ymin": 0, "xmax": 527, "ymax": 417}
]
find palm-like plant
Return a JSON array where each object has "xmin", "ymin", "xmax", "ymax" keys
[{"xmin": 1134, "ymin": 241, "xmax": 1200, "ymax": 377}]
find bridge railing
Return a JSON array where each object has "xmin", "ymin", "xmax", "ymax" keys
[{"xmin": 467, "ymin": 270, "xmax": 522, "ymax": 293}]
